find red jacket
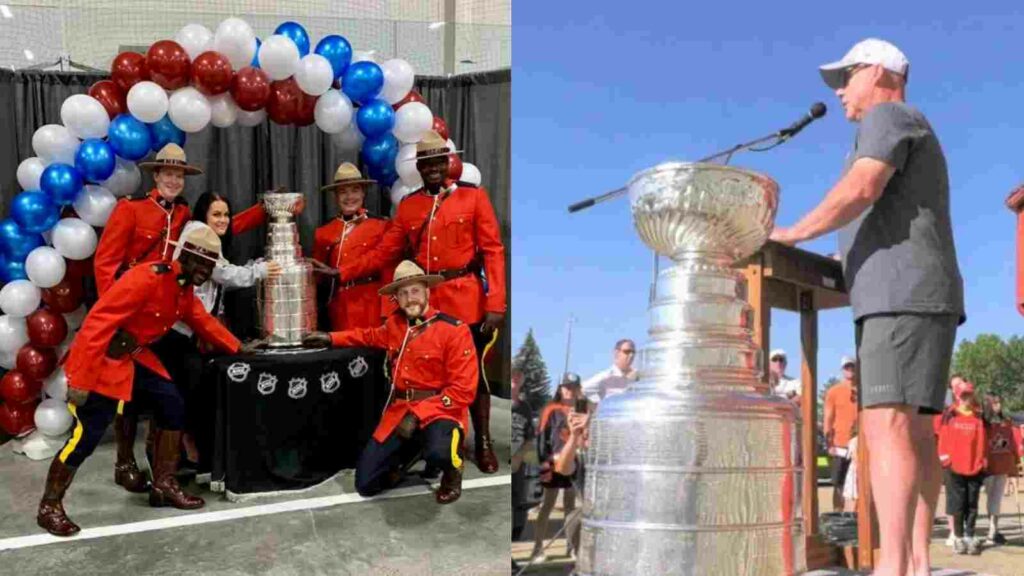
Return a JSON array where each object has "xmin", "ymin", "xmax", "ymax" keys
[
  {"xmin": 94, "ymin": 188, "xmax": 266, "ymax": 294},
  {"xmin": 937, "ymin": 406, "xmax": 988, "ymax": 476},
  {"xmin": 329, "ymin": 308, "xmax": 478, "ymax": 443},
  {"xmin": 987, "ymin": 420, "xmax": 1021, "ymax": 477},
  {"xmin": 64, "ymin": 261, "xmax": 240, "ymax": 402},
  {"xmin": 311, "ymin": 211, "xmax": 394, "ymax": 330},
  {"xmin": 338, "ymin": 181, "xmax": 506, "ymax": 325}
]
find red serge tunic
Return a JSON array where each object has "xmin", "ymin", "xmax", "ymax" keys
[
  {"xmin": 64, "ymin": 261, "xmax": 241, "ymax": 402},
  {"xmin": 329, "ymin": 308, "xmax": 478, "ymax": 442}
]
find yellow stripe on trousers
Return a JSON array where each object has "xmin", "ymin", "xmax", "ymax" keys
[
  {"xmin": 450, "ymin": 427, "xmax": 462, "ymax": 469},
  {"xmin": 480, "ymin": 328, "xmax": 499, "ymax": 394},
  {"xmin": 116, "ymin": 400, "xmax": 124, "ymax": 416},
  {"xmin": 58, "ymin": 403, "xmax": 84, "ymax": 464}
]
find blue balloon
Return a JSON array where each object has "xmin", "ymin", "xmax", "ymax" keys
[
  {"xmin": 40, "ymin": 163, "xmax": 84, "ymax": 206},
  {"xmin": 361, "ymin": 134, "xmax": 399, "ymax": 169},
  {"xmin": 10, "ymin": 190, "xmax": 59, "ymax": 234},
  {"xmin": 252, "ymin": 37, "xmax": 262, "ymax": 68},
  {"xmin": 148, "ymin": 115, "xmax": 186, "ymax": 151},
  {"xmin": 75, "ymin": 138, "xmax": 116, "ymax": 182},
  {"xmin": 0, "ymin": 218, "xmax": 45, "ymax": 261},
  {"xmin": 0, "ymin": 253, "xmax": 28, "ymax": 283},
  {"xmin": 315, "ymin": 35, "xmax": 352, "ymax": 79},
  {"xmin": 274, "ymin": 21, "xmax": 310, "ymax": 57},
  {"xmin": 356, "ymin": 99, "xmax": 395, "ymax": 139},
  {"xmin": 342, "ymin": 61, "xmax": 384, "ymax": 105},
  {"xmin": 107, "ymin": 114, "xmax": 151, "ymax": 161}
]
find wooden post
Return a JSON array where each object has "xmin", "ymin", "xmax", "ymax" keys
[
  {"xmin": 799, "ymin": 290, "xmax": 819, "ymax": 538},
  {"xmin": 743, "ymin": 257, "xmax": 770, "ymax": 380}
]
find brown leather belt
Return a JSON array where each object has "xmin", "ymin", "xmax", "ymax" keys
[
  {"xmin": 339, "ymin": 274, "xmax": 379, "ymax": 290},
  {"xmin": 435, "ymin": 265, "xmax": 478, "ymax": 281},
  {"xmin": 394, "ymin": 388, "xmax": 439, "ymax": 402}
]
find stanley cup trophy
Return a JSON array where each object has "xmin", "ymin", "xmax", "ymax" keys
[
  {"xmin": 257, "ymin": 191, "xmax": 317, "ymax": 347},
  {"xmin": 577, "ymin": 163, "xmax": 804, "ymax": 575}
]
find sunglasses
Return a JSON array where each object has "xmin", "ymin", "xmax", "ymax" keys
[
  {"xmin": 618, "ymin": 348, "xmax": 636, "ymax": 355},
  {"xmin": 843, "ymin": 64, "xmax": 871, "ymax": 86}
]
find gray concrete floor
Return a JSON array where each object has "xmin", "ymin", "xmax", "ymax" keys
[{"xmin": 0, "ymin": 397, "xmax": 512, "ymax": 576}]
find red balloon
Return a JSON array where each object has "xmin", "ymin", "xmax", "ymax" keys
[
  {"xmin": 432, "ymin": 117, "xmax": 450, "ymax": 141},
  {"xmin": 41, "ymin": 277, "xmax": 83, "ymax": 314},
  {"xmin": 231, "ymin": 67, "xmax": 271, "ymax": 112},
  {"xmin": 110, "ymin": 52, "xmax": 150, "ymax": 93},
  {"xmin": 17, "ymin": 345, "xmax": 57, "ymax": 382},
  {"xmin": 27, "ymin": 309, "xmax": 69, "ymax": 349},
  {"xmin": 447, "ymin": 153, "xmax": 463, "ymax": 180},
  {"xmin": 266, "ymin": 78, "xmax": 303, "ymax": 125},
  {"xmin": 146, "ymin": 40, "xmax": 192, "ymax": 90},
  {"xmin": 0, "ymin": 401, "xmax": 35, "ymax": 436},
  {"xmin": 294, "ymin": 91, "xmax": 318, "ymax": 127},
  {"xmin": 393, "ymin": 89, "xmax": 424, "ymax": 110},
  {"xmin": 191, "ymin": 51, "xmax": 234, "ymax": 95},
  {"xmin": 88, "ymin": 80, "xmax": 127, "ymax": 119},
  {"xmin": 63, "ymin": 257, "xmax": 93, "ymax": 281},
  {"xmin": 0, "ymin": 371, "xmax": 41, "ymax": 405}
]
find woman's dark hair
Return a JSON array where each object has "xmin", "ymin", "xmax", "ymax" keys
[
  {"xmin": 983, "ymin": 394, "xmax": 1005, "ymax": 424},
  {"xmin": 191, "ymin": 192, "xmax": 233, "ymax": 255}
]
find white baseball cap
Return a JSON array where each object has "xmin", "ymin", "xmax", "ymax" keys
[
  {"xmin": 819, "ymin": 38, "xmax": 909, "ymax": 90},
  {"xmin": 840, "ymin": 356, "xmax": 856, "ymax": 368},
  {"xmin": 769, "ymin": 349, "xmax": 787, "ymax": 361}
]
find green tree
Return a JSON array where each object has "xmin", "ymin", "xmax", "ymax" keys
[
  {"xmin": 951, "ymin": 333, "xmax": 1024, "ymax": 412},
  {"xmin": 513, "ymin": 329, "xmax": 551, "ymax": 416}
]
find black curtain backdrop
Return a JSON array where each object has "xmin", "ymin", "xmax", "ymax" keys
[{"xmin": 0, "ymin": 68, "xmax": 511, "ymax": 397}]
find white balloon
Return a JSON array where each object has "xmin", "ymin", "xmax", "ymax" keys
[
  {"xmin": 168, "ymin": 87, "xmax": 212, "ymax": 133},
  {"xmin": 295, "ymin": 54, "xmax": 334, "ymax": 96},
  {"xmin": 460, "ymin": 162, "xmax": 482, "ymax": 186},
  {"xmin": 0, "ymin": 280, "xmax": 41, "ymax": 318},
  {"xmin": 17, "ymin": 157, "xmax": 47, "ymax": 190},
  {"xmin": 259, "ymin": 34, "xmax": 301, "ymax": 81},
  {"xmin": 352, "ymin": 50, "xmax": 378, "ymax": 64},
  {"xmin": 43, "ymin": 367, "xmax": 68, "ymax": 401},
  {"xmin": 390, "ymin": 182, "xmax": 415, "ymax": 208},
  {"xmin": 213, "ymin": 17, "xmax": 257, "ymax": 70},
  {"xmin": 380, "ymin": 59, "xmax": 415, "ymax": 105},
  {"xmin": 332, "ymin": 122, "xmax": 364, "ymax": 152},
  {"xmin": 63, "ymin": 305, "xmax": 87, "ymax": 331},
  {"xmin": 209, "ymin": 93, "xmax": 239, "ymax": 128},
  {"xmin": 446, "ymin": 138, "xmax": 457, "ymax": 152},
  {"xmin": 236, "ymin": 108, "xmax": 267, "ymax": 127},
  {"xmin": 396, "ymin": 143, "xmax": 423, "ymax": 188},
  {"xmin": 25, "ymin": 247, "xmax": 66, "ymax": 289},
  {"xmin": 313, "ymin": 89, "xmax": 353, "ymax": 134},
  {"xmin": 52, "ymin": 218, "xmax": 98, "ymax": 261},
  {"xmin": 102, "ymin": 157, "xmax": 141, "ymax": 197},
  {"xmin": 0, "ymin": 349, "xmax": 16, "ymax": 369},
  {"xmin": 175, "ymin": 23, "xmax": 214, "ymax": 61},
  {"xmin": 0, "ymin": 315, "xmax": 29, "ymax": 353},
  {"xmin": 392, "ymin": 101, "xmax": 433, "ymax": 144},
  {"xmin": 34, "ymin": 398, "xmax": 73, "ymax": 437},
  {"xmin": 32, "ymin": 125, "xmax": 80, "ymax": 166},
  {"xmin": 73, "ymin": 185, "xmax": 117, "ymax": 227},
  {"xmin": 127, "ymin": 81, "xmax": 169, "ymax": 123},
  {"xmin": 60, "ymin": 94, "xmax": 111, "ymax": 140}
]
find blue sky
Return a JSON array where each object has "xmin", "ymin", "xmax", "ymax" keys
[{"xmin": 512, "ymin": 3, "xmax": 1024, "ymax": 393}]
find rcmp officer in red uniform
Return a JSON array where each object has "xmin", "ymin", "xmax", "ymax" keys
[
  {"xmin": 310, "ymin": 163, "xmax": 394, "ymax": 330},
  {"xmin": 37, "ymin": 227, "xmax": 257, "ymax": 537},
  {"xmin": 93, "ymin": 144, "xmax": 278, "ymax": 494},
  {"xmin": 303, "ymin": 260, "xmax": 478, "ymax": 504},
  {"xmin": 334, "ymin": 131, "xmax": 506, "ymax": 474}
]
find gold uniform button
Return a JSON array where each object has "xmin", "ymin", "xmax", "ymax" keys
[
  {"xmin": 433, "ymin": 257, "xmax": 438, "ymax": 261},
  {"xmin": 432, "ymin": 236, "xmax": 437, "ymax": 241}
]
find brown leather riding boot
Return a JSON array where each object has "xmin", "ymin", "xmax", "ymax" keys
[
  {"xmin": 114, "ymin": 413, "xmax": 150, "ymax": 493},
  {"xmin": 470, "ymin": 392, "xmax": 499, "ymax": 474},
  {"xmin": 435, "ymin": 466, "xmax": 463, "ymax": 505},
  {"xmin": 37, "ymin": 457, "xmax": 80, "ymax": 537},
  {"xmin": 149, "ymin": 429, "xmax": 204, "ymax": 510}
]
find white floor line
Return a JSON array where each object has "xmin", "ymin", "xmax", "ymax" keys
[{"xmin": 0, "ymin": 474, "xmax": 510, "ymax": 552}]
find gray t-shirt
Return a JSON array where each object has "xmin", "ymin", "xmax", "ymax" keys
[{"xmin": 838, "ymin": 102, "xmax": 964, "ymax": 323}]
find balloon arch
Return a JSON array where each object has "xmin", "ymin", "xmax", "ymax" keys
[{"xmin": 0, "ymin": 18, "xmax": 484, "ymax": 446}]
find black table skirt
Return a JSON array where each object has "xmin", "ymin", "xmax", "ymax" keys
[{"xmin": 205, "ymin": 347, "xmax": 389, "ymax": 497}]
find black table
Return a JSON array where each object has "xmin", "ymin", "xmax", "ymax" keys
[{"xmin": 205, "ymin": 347, "xmax": 389, "ymax": 498}]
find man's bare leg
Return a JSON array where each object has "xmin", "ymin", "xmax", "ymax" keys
[
  {"xmin": 908, "ymin": 414, "xmax": 940, "ymax": 576},
  {"xmin": 863, "ymin": 404, "xmax": 919, "ymax": 576}
]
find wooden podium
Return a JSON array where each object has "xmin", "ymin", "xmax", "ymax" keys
[{"xmin": 735, "ymin": 241, "xmax": 879, "ymax": 571}]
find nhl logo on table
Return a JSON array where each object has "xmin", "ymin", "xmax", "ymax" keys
[
  {"xmin": 288, "ymin": 377, "xmax": 308, "ymax": 400},
  {"xmin": 348, "ymin": 356, "xmax": 368, "ymax": 378},
  {"xmin": 227, "ymin": 362, "xmax": 252, "ymax": 383},
  {"xmin": 320, "ymin": 371, "xmax": 341, "ymax": 394},
  {"xmin": 257, "ymin": 372, "xmax": 277, "ymax": 396}
]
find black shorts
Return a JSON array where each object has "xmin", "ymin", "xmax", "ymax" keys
[{"xmin": 829, "ymin": 455, "xmax": 851, "ymax": 488}]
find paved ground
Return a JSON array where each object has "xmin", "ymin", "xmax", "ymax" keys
[
  {"xmin": 513, "ymin": 484, "xmax": 1024, "ymax": 576},
  {"xmin": 0, "ymin": 397, "xmax": 512, "ymax": 576}
]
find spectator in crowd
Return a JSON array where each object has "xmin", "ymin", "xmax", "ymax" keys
[
  {"xmin": 768, "ymin": 349, "xmax": 801, "ymax": 400},
  {"xmin": 982, "ymin": 393, "xmax": 1020, "ymax": 546},
  {"xmin": 553, "ymin": 406, "xmax": 590, "ymax": 568},
  {"xmin": 824, "ymin": 356, "xmax": 859, "ymax": 511},
  {"xmin": 581, "ymin": 339, "xmax": 638, "ymax": 403},
  {"xmin": 937, "ymin": 380, "xmax": 987, "ymax": 555},
  {"xmin": 531, "ymin": 373, "xmax": 583, "ymax": 561},
  {"xmin": 842, "ymin": 421, "xmax": 859, "ymax": 512},
  {"xmin": 940, "ymin": 374, "xmax": 966, "ymax": 546},
  {"xmin": 511, "ymin": 368, "xmax": 536, "ymax": 572}
]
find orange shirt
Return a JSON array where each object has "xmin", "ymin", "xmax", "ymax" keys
[{"xmin": 824, "ymin": 380, "xmax": 858, "ymax": 448}]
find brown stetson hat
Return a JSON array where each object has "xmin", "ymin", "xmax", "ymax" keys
[
  {"xmin": 168, "ymin": 224, "xmax": 221, "ymax": 264},
  {"xmin": 414, "ymin": 130, "xmax": 462, "ymax": 161},
  {"xmin": 138, "ymin": 143, "xmax": 203, "ymax": 175},
  {"xmin": 319, "ymin": 162, "xmax": 377, "ymax": 193},
  {"xmin": 378, "ymin": 260, "xmax": 443, "ymax": 296}
]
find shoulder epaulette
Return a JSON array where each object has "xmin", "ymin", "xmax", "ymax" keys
[
  {"xmin": 127, "ymin": 192, "xmax": 148, "ymax": 201},
  {"xmin": 365, "ymin": 212, "xmax": 387, "ymax": 220},
  {"xmin": 435, "ymin": 312, "xmax": 462, "ymax": 326},
  {"xmin": 151, "ymin": 263, "xmax": 172, "ymax": 274},
  {"xmin": 455, "ymin": 181, "xmax": 478, "ymax": 189}
]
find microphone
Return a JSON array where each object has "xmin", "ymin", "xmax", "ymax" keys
[{"xmin": 778, "ymin": 102, "xmax": 827, "ymax": 139}]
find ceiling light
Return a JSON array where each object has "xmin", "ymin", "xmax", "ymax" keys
[
  {"xmin": 1, "ymin": 5, "xmax": 13, "ymax": 19},
  {"xmin": 23, "ymin": 49, "xmax": 33, "ymax": 60},
  {"xmin": 428, "ymin": 21, "xmax": 445, "ymax": 30}
]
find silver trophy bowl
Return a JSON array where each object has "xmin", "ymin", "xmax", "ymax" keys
[
  {"xmin": 578, "ymin": 163, "xmax": 804, "ymax": 575},
  {"xmin": 257, "ymin": 191, "xmax": 316, "ymax": 347}
]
